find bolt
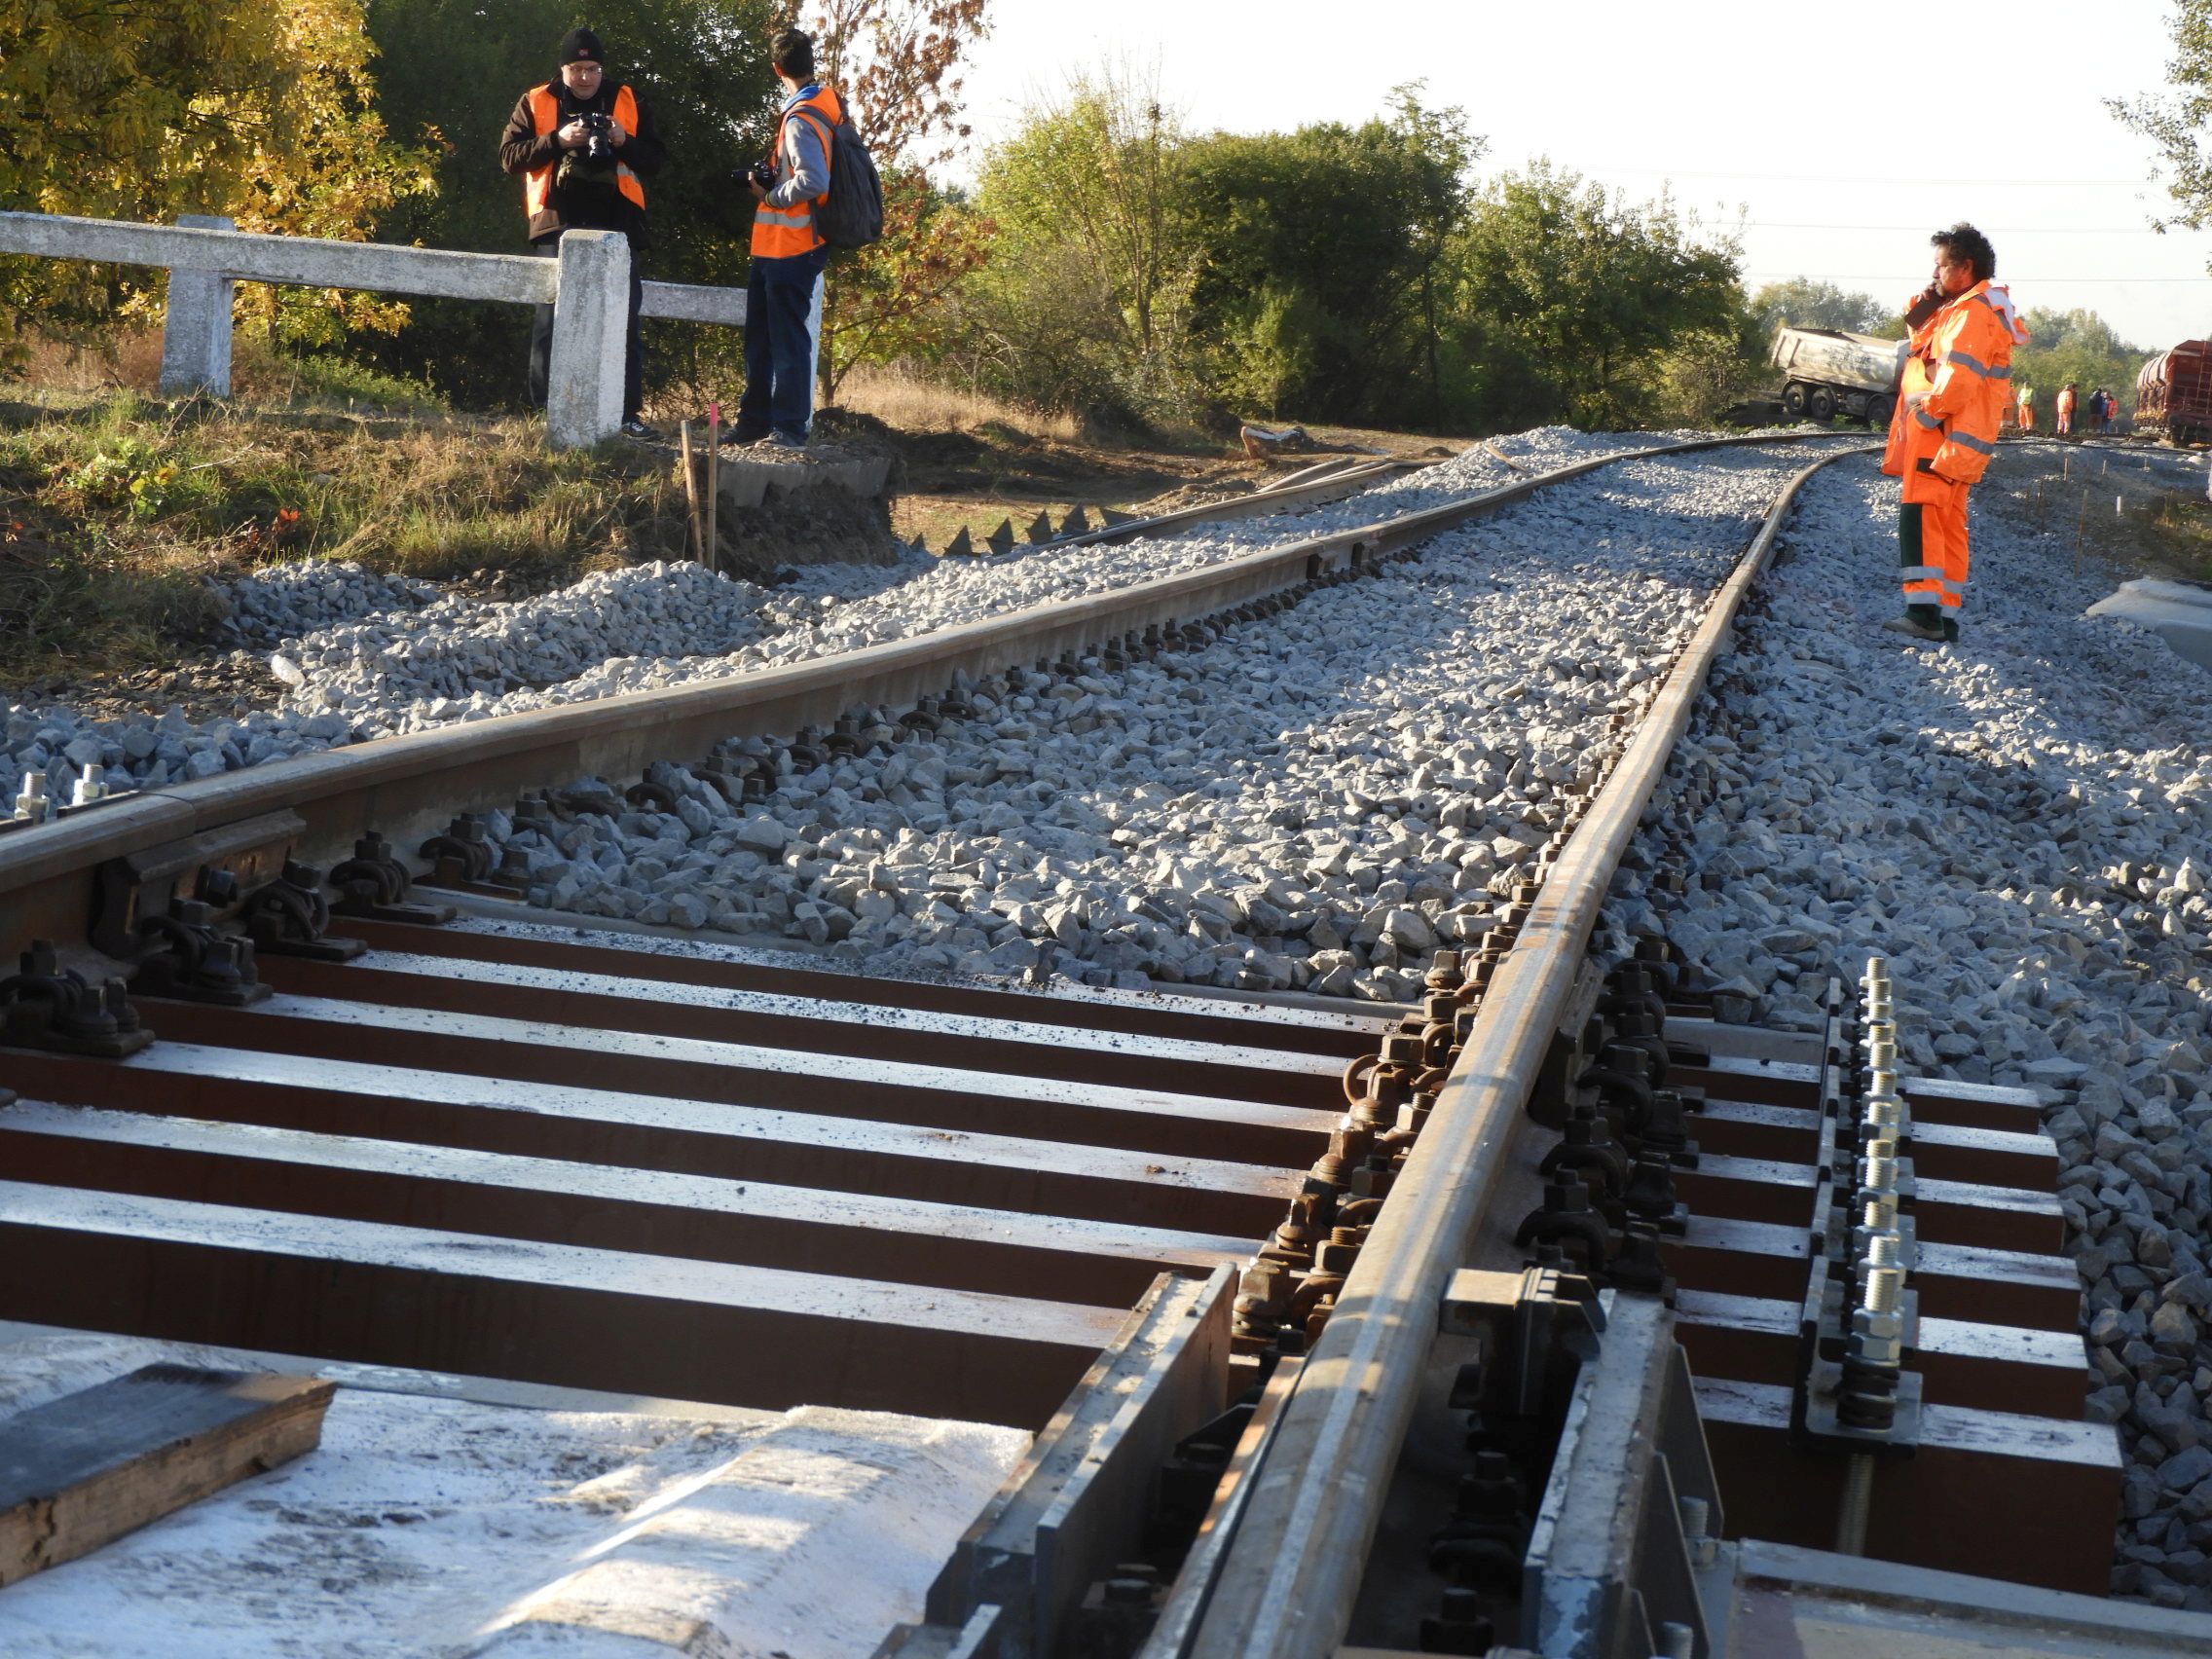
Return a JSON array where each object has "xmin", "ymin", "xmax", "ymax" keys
[
  {"xmin": 14, "ymin": 770, "xmax": 49, "ymax": 823},
  {"xmin": 1859, "ymin": 1154, "xmax": 1897, "ymax": 1193},
  {"xmin": 70, "ymin": 763, "xmax": 107, "ymax": 807},
  {"xmin": 1655, "ymin": 1619, "xmax": 1695, "ymax": 1659},
  {"xmin": 1862, "ymin": 1232, "xmax": 1901, "ymax": 1272},
  {"xmin": 1863, "ymin": 1266, "xmax": 1902, "ymax": 1315},
  {"xmin": 1677, "ymin": 1493, "xmax": 1718, "ymax": 1567}
]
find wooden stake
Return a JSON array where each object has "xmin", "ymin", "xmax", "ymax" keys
[
  {"xmin": 2076, "ymin": 487, "xmax": 2087, "ymax": 575},
  {"xmin": 680, "ymin": 419, "xmax": 704, "ymax": 563},
  {"xmin": 706, "ymin": 400, "xmax": 721, "ymax": 574}
]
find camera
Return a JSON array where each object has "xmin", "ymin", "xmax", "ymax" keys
[
  {"xmin": 578, "ymin": 110, "xmax": 615, "ymax": 165},
  {"xmin": 750, "ymin": 160, "xmax": 776, "ymax": 192}
]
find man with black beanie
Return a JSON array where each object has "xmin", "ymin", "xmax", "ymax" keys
[{"xmin": 499, "ymin": 26, "xmax": 667, "ymax": 439}]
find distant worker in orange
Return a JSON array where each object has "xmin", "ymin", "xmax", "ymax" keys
[
  {"xmin": 1881, "ymin": 223, "xmax": 2028, "ymax": 645},
  {"xmin": 2016, "ymin": 383, "xmax": 2035, "ymax": 434},
  {"xmin": 2055, "ymin": 381, "xmax": 2078, "ymax": 437}
]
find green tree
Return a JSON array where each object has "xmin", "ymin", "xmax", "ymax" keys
[
  {"xmin": 966, "ymin": 68, "xmax": 1195, "ymax": 425},
  {"xmin": 1751, "ymin": 278, "xmax": 1890, "ymax": 336},
  {"xmin": 1454, "ymin": 162, "xmax": 1743, "ymax": 427},
  {"xmin": 1177, "ymin": 88, "xmax": 1484, "ymax": 425},
  {"xmin": 2009, "ymin": 307, "xmax": 2146, "ymax": 417},
  {"xmin": 2113, "ymin": 0, "xmax": 2212, "ymax": 234}
]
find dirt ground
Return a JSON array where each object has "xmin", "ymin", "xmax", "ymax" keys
[{"xmin": 816, "ymin": 410, "xmax": 1460, "ymax": 550}]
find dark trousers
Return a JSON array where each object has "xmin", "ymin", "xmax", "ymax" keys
[
  {"xmin": 737, "ymin": 246, "xmax": 828, "ymax": 438},
  {"xmin": 529, "ymin": 231, "xmax": 645, "ymax": 422}
]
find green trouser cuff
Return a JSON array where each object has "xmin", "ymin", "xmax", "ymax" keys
[{"xmin": 1898, "ymin": 505, "xmax": 1937, "ymax": 624}]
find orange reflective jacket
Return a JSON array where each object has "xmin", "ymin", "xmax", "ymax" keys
[
  {"xmin": 1883, "ymin": 279, "xmax": 2028, "ymax": 488},
  {"xmin": 751, "ymin": 86, "xmax": 842, "ymax": 259},
  {"xmin": 523, "ymin": 84, "xmax": 647, "ymax": 220}
]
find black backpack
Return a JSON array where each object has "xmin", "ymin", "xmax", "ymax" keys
[{"xmin": 793, "ymin": 102, "xmax": 884, "ymax": 250}]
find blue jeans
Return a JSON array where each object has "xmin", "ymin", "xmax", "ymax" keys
[{"xmin": 738, "ymin": 246, "xmax": 828, "ymax": 439}]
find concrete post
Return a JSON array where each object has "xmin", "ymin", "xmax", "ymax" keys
[
  {"xmin": 546, "ymin": 229, "xmax": 629, "ymax": 448},
  {"xmin": 159, "ymin": 214, "xmax": 236, "ymax": 398}
]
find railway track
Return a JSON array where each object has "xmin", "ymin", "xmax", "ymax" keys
[{"xmin": 0, "ymin": 430, "xmax": 2180, "ymax": 1656}]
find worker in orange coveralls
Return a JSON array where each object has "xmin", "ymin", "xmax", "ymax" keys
[
  {"xmin": 1881, "ymin": 223, "xmax": 2029, "ymax": 645},
  {"xmin": 2056, "ymin": 382, "xmax": 2078, "ymax": 437},
  {"xmin": 2015, "ymin": 384, "xmax": 2035, "ymax": 433}
]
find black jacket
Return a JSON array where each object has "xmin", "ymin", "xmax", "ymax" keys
[{"xmin": 498, "ymin": 80, "xmax": 667, "ymax": 245}]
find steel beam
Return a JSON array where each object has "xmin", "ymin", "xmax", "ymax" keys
[
  {"xmin": 0, "ymin": 1179, "xmax": 1124, "ymax": 1427},
  {"xmin": 0, "ymin": 1044, "xmax": 1299, "ymax": 1235},
  {"xmin": 0, "ymin": 1101, "xmax": 1252, "ymax": 1308}
]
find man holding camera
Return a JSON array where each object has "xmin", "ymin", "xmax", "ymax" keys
[
  {"xmin": 730, "ymin": 28, "xmax": 839, "ymax": 450},
  {"xmin": 500, "ymin": 26, "xmax": 666, "ymax": 440}
]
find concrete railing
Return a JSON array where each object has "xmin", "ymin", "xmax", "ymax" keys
[{"xmin": 0, "ymin": 210, "xmax": 747, "ymax": 448}]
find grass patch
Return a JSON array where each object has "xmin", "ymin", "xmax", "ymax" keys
[
  {"xmin": 0, "ymin": 392, "xmax": 690, "ymax": 686},
  {"xmin": 837, "ymin": 365, "xmax": 1082, "ymax": 441}
]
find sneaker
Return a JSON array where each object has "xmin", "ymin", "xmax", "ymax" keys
[
  {"xmin": 1878, "ymin": 614, "xmax": 1948, "ymax": 643},
  {"xmin": 759, "ymin": 430, "xmax": 807, "ymax": 451},
  {"xmin": 619, "ymin": 419, "xmax": 664, "ymax": 441},
  {"xmin": 719, "ymin": 424, "xmax": 770, "ymax": 447}
]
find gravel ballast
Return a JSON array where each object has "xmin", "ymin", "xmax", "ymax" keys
[
  {"xmin": 1597, "ymin": 443, "xmax": 2212, "ymax": 1608},
  {"xmin": 480, "ymin": 443, "xmax": 1837, "ymax": 1001}
]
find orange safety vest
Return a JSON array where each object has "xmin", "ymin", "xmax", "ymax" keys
[
  {"xmin": 523, "ymin": 84, "xmax": 646, "ymax": 220},
  {"xmin": 1882, "ymin": 278, "xmax": 2027, "ymax": 490},
  {"xmin": 751, "ymin": 86, "xmax": 841, "ymax": 259}
]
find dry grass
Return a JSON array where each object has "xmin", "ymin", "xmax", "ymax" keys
[
  {"xmin": 836, "ymin": 365, "xmax": 1081, "ymax": 441},
  {"xmin": 0, "ymin": 393, "xmax": 690, "ymax": 685}
]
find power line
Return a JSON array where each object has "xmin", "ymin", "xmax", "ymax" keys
[
  {"xmin": 1584, "ymin": 166, "xmax": 2148, "ymax": 186},
  {"xmin": 1746, "ymin": 222, "xmax": 2202, "ymax": 234},
  {"xmin": 1745, "ymin": 273, "xmax": 2212, "ymax": 284}
]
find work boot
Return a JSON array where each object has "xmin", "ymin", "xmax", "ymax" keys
[{"xmin": 1879, "ymin": 612, "xmax": 1948, "ymax": 643}]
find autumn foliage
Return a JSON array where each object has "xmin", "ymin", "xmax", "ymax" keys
[{"xmin": 0, "ymin": 0, "xmax": 434, "ymax": 345}]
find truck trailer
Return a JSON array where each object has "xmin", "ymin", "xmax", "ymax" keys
[{"xmin": 1770, "ymin": 326, "xmax": 1908, "ymax": 428}]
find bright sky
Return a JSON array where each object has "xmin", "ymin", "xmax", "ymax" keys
[{"xmin": 951, "ymin": 0, "xmax": 2212, "ymax": 349}]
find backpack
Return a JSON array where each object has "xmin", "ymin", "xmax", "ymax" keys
[{"xmin": 792, "ymin": 101, "xmax": 884, "ymax": 250}]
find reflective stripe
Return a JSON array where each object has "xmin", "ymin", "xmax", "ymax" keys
[
  {"xmin": 1946, "ymin": 431, "xmax": 1995, "ymax": 457},
  {"xmin": 1939, "ymin": 349, "xmax": 2011, "ymax": 382},
  {"xmin": 1899, "ymin": 565, "xmax": 1946, "ymax": 581},
  {"xmin": 1914, "ymin": 408, "xmax": 1941, "ymax": 430}
]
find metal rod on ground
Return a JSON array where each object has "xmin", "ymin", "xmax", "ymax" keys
[
  {"xmin": 1835, "ymin": 1452, "xmax": 1876, "ymax": 1555},
  {"xmin": 680, "ymin": 420, "xmax": 704, "ymax": 563},
  {"xmin": 707, "ymin": 401, "xmax": 720, "ymax": 574}
]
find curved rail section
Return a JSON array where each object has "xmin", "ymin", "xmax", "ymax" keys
[
  {"xmin": 0, "ymin": 430, "xmax": 1843, "ymax": 962},
  {"xmin": 1174, "ymin": 446, "xmax": 1878, "ymax": 1658}
]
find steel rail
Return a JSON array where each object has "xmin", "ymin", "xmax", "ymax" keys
[
  {"xmin": 1179, "ymin": 444, "xmax": 1881, "ymax": 1659},
  {"xmin": 0, "ymin": 430, "xmax": 1847, "ymax": 961}
]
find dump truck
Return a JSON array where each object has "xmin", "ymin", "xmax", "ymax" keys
[{"xmin": 1770, "ymin": 325, "xmax": 1909, "ymax": 428}]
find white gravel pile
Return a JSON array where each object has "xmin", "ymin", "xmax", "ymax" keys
[
  {"xmin": 486, "ymin": 444, "xmax": 1825, "ymax": 1000},
  {"xmin": 214, "ymin": 559, "xmax": 441, "ymax": 649},
  {"xmin": 270, "ymin": 560, "xmax": 776, "ymax": 730},
  {"xmin": 1597, "ymin": 449, "xmax": 2212, "ymax": 1608}
]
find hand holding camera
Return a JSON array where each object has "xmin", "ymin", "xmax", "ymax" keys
[{"xmin": 748, "ymin": 160, "xmax": 776, "ymax": 198}]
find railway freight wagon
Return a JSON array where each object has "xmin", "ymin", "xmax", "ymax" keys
[
  {"xmin": 2136, "ymin": 340, "xmax": 2212, "ymax": 444},
  {"xmin": 1770, "ymin": 325, "xmax": 1907, "ymax": 427}
]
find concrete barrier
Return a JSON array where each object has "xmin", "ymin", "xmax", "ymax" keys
[{"xmin": 0, "ymin": 210, "xmax": 746, "ymax": 449}]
